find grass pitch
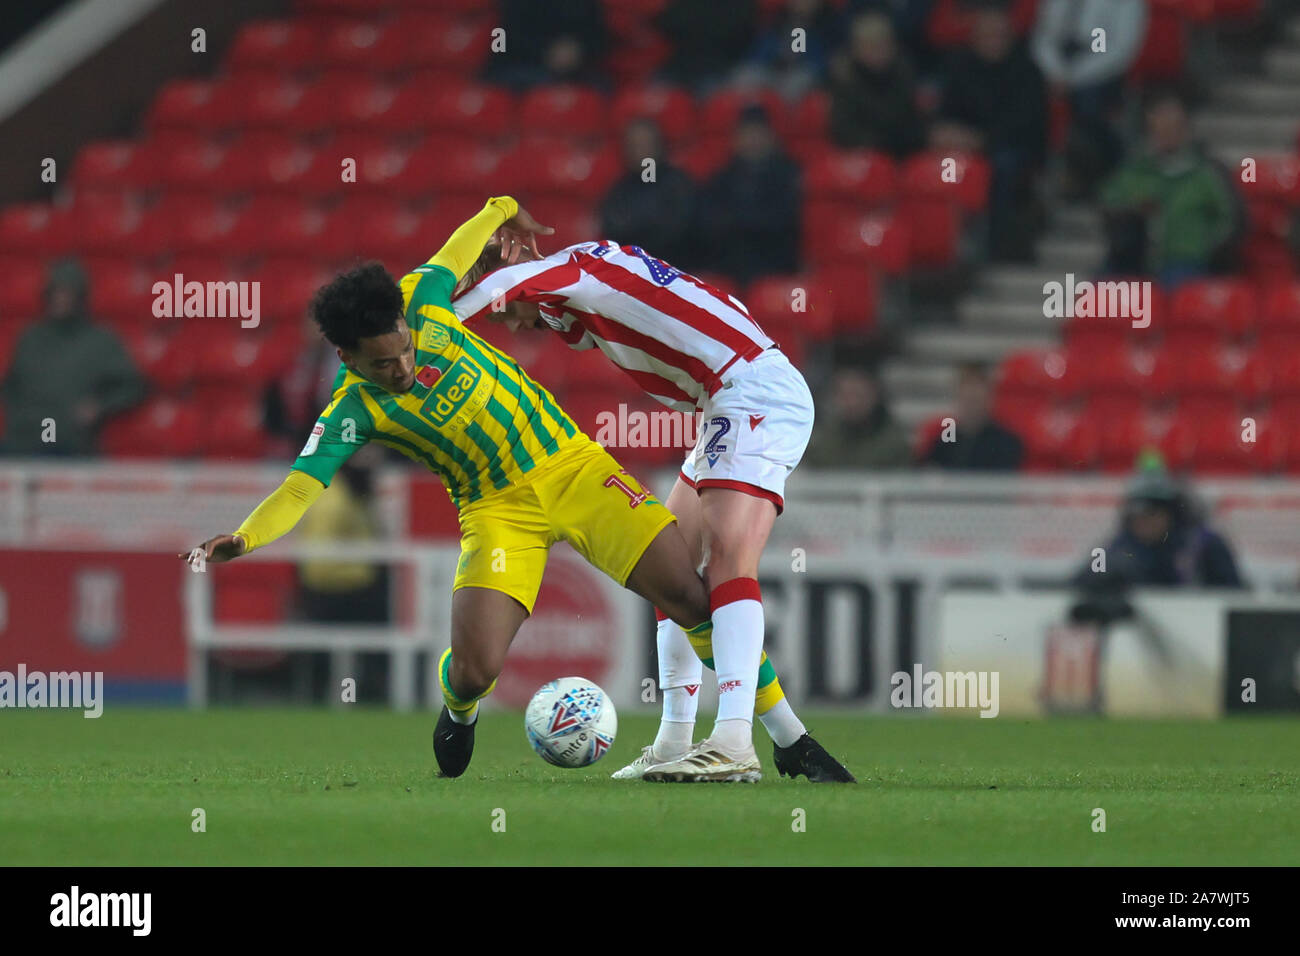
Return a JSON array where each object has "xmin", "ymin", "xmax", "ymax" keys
[{"xmin": 1, "ymin": 709, "xmax": 1296, "ymax": 866}]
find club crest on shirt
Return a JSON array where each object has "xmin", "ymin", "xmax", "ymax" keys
[{"xmin": 424, "ymin": 323, "xmax": 451, "ymax": 351}]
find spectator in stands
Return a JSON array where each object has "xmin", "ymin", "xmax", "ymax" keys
[
  {"xmin": 1074, "ymin": 463, "xmax": 1243, "ymax": 589},
  {"xmin": 932, "ymin": 0, "xmax": 1048, "ymax": 261},
  {"xmin": 920, "ymin": 361, "xmax": 1023, "ymax": 470},
  {"xmin": 846, "ymin": 0, "xmax": 940, "ymax": 74},
  {"xmin": 483, "ymin": 0, "xmax": 609, "ymax": 90},
  {"xmin": 697, "ymin": 105, "xmax": 801, "ymax": 284},
  {"xmin": 0, "ymin": 258, "xmax": 145, "ymax": 457},
  {"xmin": 655, "ymin": 0, "xmax": 760, "ymax": 93},
  {"xmin": 1099, "ymin": 88, "xmax": 1239, "ymax": 287},
  {"xmin": 263, "ymin": 317, "xmax": 339, "ymax": 458},
  {"xmin": 1031, "ymin": 0, "xmax": 1149, "ymax": 199},
  {"xmin": 827, "ymin": 10, "xmax": 928, "ymax": 157},
  {"xmin": 598, "ymin": 118, "xmax": 698, "ymax": 271},
  {"xmin": 804, "ymin": 360, "xmax": 912, "ymax": 469},
  {"xmin": 735, "ymin": 0, "xmax": 841, "ymax": 100}
]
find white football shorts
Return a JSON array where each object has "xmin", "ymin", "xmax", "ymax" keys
[{"xmin": 679, "ymin": 348, "xmax": 814, "ymax": 512}]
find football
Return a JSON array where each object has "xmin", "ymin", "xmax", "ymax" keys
[{"xmin": 524, "ymin": 677, "xmax": 618, "ymax": 768}]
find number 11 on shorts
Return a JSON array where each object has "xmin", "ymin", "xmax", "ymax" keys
[{"xmin": 604, "ymin": 471, "xmax": 649, "ymax": 508}]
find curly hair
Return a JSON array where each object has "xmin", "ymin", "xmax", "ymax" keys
[{"xmin": 309, "ymin": 261, "xmax": 405, "ymax": 351}]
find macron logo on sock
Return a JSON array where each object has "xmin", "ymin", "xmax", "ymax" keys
[{"xmin": 685, "ymin": 684, "xmax": 699, "ymax": 696}]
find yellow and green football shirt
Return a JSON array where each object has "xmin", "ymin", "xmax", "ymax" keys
[
  {"xmin": 235, "ymin": 197, "xmax": 582, "ymax": 552},
  {"xmin": 291, "ymin": 197, "xmax": 580, "ymax": 509}
]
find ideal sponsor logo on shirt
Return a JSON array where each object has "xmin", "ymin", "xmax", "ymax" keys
[{"xmin": 420, "ymin": 355, "xmax": 483, "ymax": 427}]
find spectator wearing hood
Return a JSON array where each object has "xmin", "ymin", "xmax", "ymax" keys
[
  {"xmin": 1, "ymin": 258, "xmax": 145, "ymax": 456},
  {"xmin": 1077, "ymin": 464, "xmax": 1244, "ymax": 589}
]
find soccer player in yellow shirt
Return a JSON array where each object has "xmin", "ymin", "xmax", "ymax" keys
[{"xmin": 180, "ymin": 197, "xmax": 714, "ymax": 778}]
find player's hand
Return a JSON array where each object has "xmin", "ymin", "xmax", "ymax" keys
[
  {"xmin": 178, "ymin": 533, "xmax": 246, "ymax": 568},
  {"xmin": 498, "ymin": 206, "xmax": 554, "ymax": 264}
]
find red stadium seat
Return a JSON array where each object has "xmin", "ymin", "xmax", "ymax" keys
[
  {"xmin": 997, "ymin": 348, "xmax": 1069, "ymax": 401},
  {"xmin": 610, "ymin": 86, "xmax": 697, "ymax": 143},
  {"xmin": 1130, "ymin": 5, "xmax": 1186, "ymax": 82},
  {"xmin": 395, "ymin": 15, "xmax": 493, "ymax": 73},
  {"xmin": 193, "ymin": 328, "xmax": 294, "ymax": 386},
  {"xmin": 393, "ymin": 140, "xmax": 508, "ymax": 199},
  {"xmin": 509, "ymin": 141, "xmax": 620, "ymax": 201},
  {"xmin": 152, "ymin": 137, "xmax": 228, "ymax": 190},
  {"xmin": 425, "ymin": 83, "xmax": 515, "ymax": 139},
  {"xmin": 86, "ymin": 258, "xmax": 156, "ymax": 326},
  {"xmin": 319, "ymin": 19, "xmax": 412, "ymax": 70},
  {"xmin": 804, "ymin": 149, "xmax": 896, "ymax": 206},
  {"xmin": 899, "ymin": 151, "xmax": 992, "ymax": 213},
  {"xmin": 1062, "ymin": 340, "xmax": 1142, "ymax": 397},
  {"xmin": 523, "ymin": 196, "xmax": 598, "ymax": 247},
  {"xmin": 227, "ymin": 19, "xmax": 324, "ymax": 73},
  {"xmin": 812, "ymin": 265, "xmax": 877, "ymax": 337},
  {"xmin": 519, "ymin": 86, "xmax": 610, "ymax": 142},
  {"xmin": 250, "ymin": 257, "xmax": 334, "ymax": 325},
  {"xmin": 145, "ymin": 78, "xmax": 217, "ymax": 131},
  {"xmin": 1168, "ymin": 279, "xmax": 1257, "ymax": 337},
  {"xmin": 217, "ymin": 136, "xmax": 316, "ymax": 193},
  {"xmin": 1240, "ymin": 154, "xmax": 1300, "ymax": 205},
  {"xmin": 900, "ymin": 200, "xmax": 959, "ymax": 268},
  {"xmin": 1260, "ymin": 282, "xmax": 1300, "ymax": 332},
  {"xmin": 745, "ymin": 275, "xmax": 835, "ymax": 345},
  {"xmin": 0, "ymin": 255, "xmax": 44, "ymax": 319},
  {"xmin": 0, "ymin": 203, "xmax": 72, "ymax": 256},
  {"xmin": 99, "ymin": 396, "xmax": 202, "ymax": 457},
  {"xmin": 72, "ymin": 140, "xmax": 158, "ymax": 191},
  {"xmin": 198, "ymin": 395, "xmax": 272, "ymax": 459},
  {"xmin": 803, "ymin": 208, "xmax": 910, "ymax": 274}
]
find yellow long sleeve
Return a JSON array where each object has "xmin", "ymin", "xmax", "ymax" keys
[
  {"xmin": 233, "ymin": 469, "xmax": 327, "ymax": 553},
  {"xmin": 428, "ymin": 196, "xmax": 518, "ymax": 280}
]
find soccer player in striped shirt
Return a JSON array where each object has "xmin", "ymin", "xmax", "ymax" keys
[
  {"xmin": 180, "ymin": 197, "xmax": 723, "ymax": 779},
  {"xmin": 453, "ymin": 238, "xmax": 855, "ymax": 783}
]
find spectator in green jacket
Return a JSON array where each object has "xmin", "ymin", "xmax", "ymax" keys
[
  {"xmin": 1, "ymin": 258, "xmax": 146, "ymax": 456},
  {"xmin": 1099, "ymin": 88, "xmax": 1239, "ymax": 287},
  {"xmin": 804, "ymin": 361, "xmax": 913, "ymax": 470}
]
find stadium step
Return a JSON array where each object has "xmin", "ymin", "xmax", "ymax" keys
[
  {"xmin": 976, "ymin": 265, "xmax": 1068, "ymax": 298},
  {"xmin": 957, "ymin": 297, "xmax": 1059, "ymax": 331},
  {"xmin": 892, "ymin": 396, "xmax": 952, "ymax": 434},
  {"xmin": 904, "ymin": 327, "xmax": 1057, "ymax": 365},
  {"xmin": 1034, "ymin": 235, "xmax": 1106, "ymax": 270},
  {"xmin": 1262, "ymin": 46, "xmax": 1300, "ymax": 81},
  {"xmin": 1213, "ymin": 77, "xmax": 1300, "ymax": 113},
  {"xmin": 1048, "ymin": 205, "xmax": 1102, "ymax": 239},
  {"xmin": 881, "ymin": 361, "xmax": 953, "ymax": 400},
  {"xmin": 1194, "ymin": 111, "xmax": 1300, "ymax": 150}
]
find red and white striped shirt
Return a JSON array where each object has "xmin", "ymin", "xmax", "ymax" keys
[{"xmin": 452, "ymin": 241, "xmax": 774, "ymax": 412}]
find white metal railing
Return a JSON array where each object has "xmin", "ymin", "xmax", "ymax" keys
[
  {"xmin": 2, "ymin": 460, "xmax": 1298, "ymax": 564},
  {"xmin": 183, "ymin": 541, "xmax": 456, "ymax": 712}
]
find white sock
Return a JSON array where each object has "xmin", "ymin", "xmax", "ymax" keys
[
  {"xmin": 447, "ymin": 703, "xmax": 478, "ymax": 725},
  {"xmin": 653, "ymin": 717, "xmax": 694, "ymax": 758},
  {"xmin": 710, "ymin": 578, "xmax": 764, "ymax": 751},
  {"xmin": 654, "ymin": 613, "xmax": 701, "ymax": 757},
  {"xmin": 759, "ymin": 698, "xmax": 806, "ymax": 748}
]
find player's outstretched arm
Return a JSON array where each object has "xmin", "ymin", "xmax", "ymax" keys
[
  {"xmin": 178, "ymin": 470, "xmax": 325, "ymax": 567},
  {"xmin": 429, "ymin": 196, "xmax": 552, "ymax": 281}
]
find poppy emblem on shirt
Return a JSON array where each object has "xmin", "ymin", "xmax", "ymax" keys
[{"xmin": 416, "ymin": 366, "xmax": 442, "ymax": 388}]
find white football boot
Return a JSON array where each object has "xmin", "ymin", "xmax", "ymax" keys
[
  {"xmin": 641, "ymin": 737, "xmax": 762, "ymax": 783},
  {"xmin": 611, "ymin": 744, "xmax": 685, "ymax": 780}
]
